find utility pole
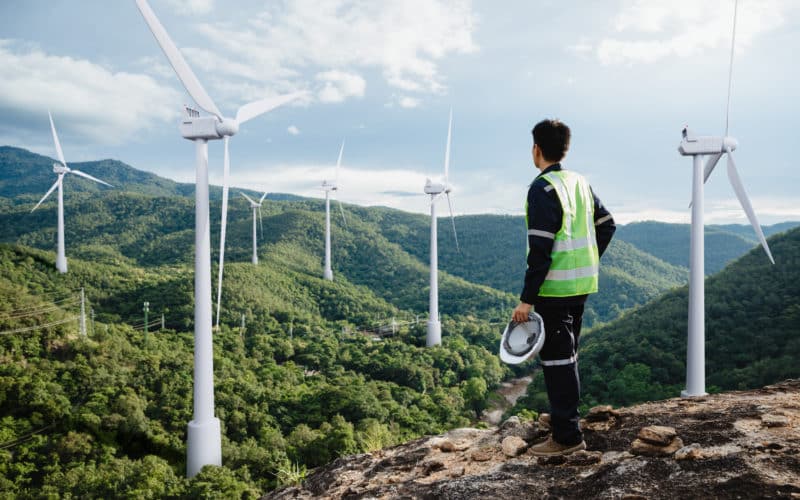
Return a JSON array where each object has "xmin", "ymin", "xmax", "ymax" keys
[
  {"xmin": 289, "ymin": 321, "xmax": 293, "ymax": 340},
  {"xmin": 79, "ymin": 288, "xmax": 87, "ymax": 337},
  {"xmin": 143, "ymin": 301, "xmax": 150, "ymax": 345},
  {"xmin": 161, "ymin": 313, "xmax": 165, "ymax": 331},
  {"xmin": 90, "ymin": 308, "xmax": 95, "ymax": 337},
  {"xmin": 391, "ymin": 317, "xmax": 397, "ymax": 336},
  {"xmin": 240, "ymin": 313, "xmax": 246, "ymax": 339}
]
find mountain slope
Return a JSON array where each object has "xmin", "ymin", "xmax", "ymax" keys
[{"xmin": 571, "ymin": 226, "xmax": 800, "ymax": 408}]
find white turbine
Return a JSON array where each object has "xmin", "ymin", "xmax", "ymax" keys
[
  {"xmin": 240, "ymin": 191, "xmax": 267, "ymax": 265},
  {"xmin": 134, "ymin": 0, "xmax": 304, "ymax": 477},
  {"xmin": 677, "ymin": 0, "xmax": 774, "ymax": 397},
  {"xmin": 31, "ymin": 111, "xmax": 113, "ymax": 273},
  {"xmin": 423, "ymin": 109, "xmax": 460, "ymax": 347},
  {"xmin": 322, "ymin": 141, "xmax": 347, "ymax": 281}
]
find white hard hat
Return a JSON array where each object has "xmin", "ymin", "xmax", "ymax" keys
[{"xmin": 498, "ymin": 311, "xmax": 546, "ymax": 365}]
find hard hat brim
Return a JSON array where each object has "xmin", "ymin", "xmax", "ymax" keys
[{"xmin": 498, "ymin": 312, "xmax": 546, "ymax": 365}]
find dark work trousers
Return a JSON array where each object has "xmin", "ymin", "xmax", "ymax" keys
[{"xmin": 537, "ymin": 303, "xmax": 584, "ymax": 446}]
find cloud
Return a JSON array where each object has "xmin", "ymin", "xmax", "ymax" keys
[
  {"xmin": 187, "ymin": 0, "xmax": 477, "ymax": 101},
  {"xmin": 0, "ymin": 40, "xmax": 179, "ymax": 144},
  {"xmin": 164, "ymin": 0, "xmax": 214, "ymax": 15},
  {"xmin": 316, "ymin": 70, "xmax": 366, "ymax": 103},
  {"xmin": 593, "ymin": 0, "xmax": 796, "ymax": 65},
  {"xmin": 287, "ymin": 125, "xmax": 300, "ymax": 135},
  {"xmin": 398, "ymin": 96, "xmax": 420, "ymax": 108}
]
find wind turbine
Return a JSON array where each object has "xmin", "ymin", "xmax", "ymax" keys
[
  {"xmin": 678, "ymin": 0, "xmax": 774, "ymax": 397},
  {"xmin": 423, "ymin": 109, "xmax": 459, "ymax": 347},
  {"xmin": 321, "ymin": 141, "xmax": 347, "ymax": 281},
  {"xmin": 31, "ymin": 111, "xmax": 112, "ymax": 273},
  {"xmin": 134, "ymin": 0, "xmax": 304, "ymax": 477},
  {"xmin": 240, "ymin": 191, "xmax": 267, "ymax": 265}
]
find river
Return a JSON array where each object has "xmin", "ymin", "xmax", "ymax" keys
[{"xmin": 481, "ymin": 375, "xmax": 533, "ymax": 425}]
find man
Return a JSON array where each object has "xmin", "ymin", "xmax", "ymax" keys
[{"xmin": 512, "ymin": 119, "xmax": 615, "ymax": 456}]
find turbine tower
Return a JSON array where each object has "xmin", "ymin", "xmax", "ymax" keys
[
  {"xmin": 240, "ymin": 191, "xmax": 267, "ymax": 265},
  {"xmin": 32, "ymin": 112, "xmax": 113, "ymax": 273},
  {"xmin": 677, "ymin": 0, "xmax": 774, "ymax": 397},
  {"xmin": 322, "ymin": 141, "xmax": 346, "ymax": 281},
  {"xmin": 423, "ymin": 109, "xmax": 459, "ymax": 347},
  {"xmin": 134, "ymin": 0, "xmax": 304, "ymax": 477}
]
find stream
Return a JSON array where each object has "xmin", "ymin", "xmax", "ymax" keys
[{"xmin": 481, "ymin": 375, "xmax": 533, "ymax": 425}]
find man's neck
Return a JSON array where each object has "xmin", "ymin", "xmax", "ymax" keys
[{"xmin": 537, "ymin": 161, "xmax": 558, "ymax": 172}]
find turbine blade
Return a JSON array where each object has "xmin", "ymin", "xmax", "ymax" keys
[
  {"xmin": 235, "ymin": 91, "xmax": 307, "ymax": 124},
  {"xmin": 337, "ymin": 198, "xmax": 347, "ymax": 227},
  {"xmin": 336, "ymin": 140, "xmax": 345, "ymax": 184},
  {"xmin": 215, "ymin": 137, "xmax": 231, "ymax": 327},
  {"xmin": 445, "ymin": 192, "xmax": 460, "ymax": 253},
  {"xmin": 444, "ymin": 108, "xmax": 452, "ymax": 183},
  {"xmin": 69, "ymin": 169, "xmax": 113, "ymax": 187},
  {"xmin": 703, "ymin": 152, "xmax": 723, "ymax": 184},
  {"xmin": 259, "ymin": 191, "xmax": 268, "ymax": 204},
  {"xmin": 726, "ymin": 150, "xmax": 775, "ymax": 264},
  {"xmin": 48, "ymin": 111, "xmax": 66, "ymax": 166},
  {"xmin": 32, "ymin": 178, "xmax": 60, "ymax": 212},
  {"xmin": 134, "ymin": 0, "xmax": 222, "ymax": 119},
  {"xmin": 240, "ymin": 192, "xmax": 256, "ymax": 205}
]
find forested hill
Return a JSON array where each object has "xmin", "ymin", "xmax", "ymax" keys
[
  {"xmin": 616, "ymin": 220, "xmax": 799, "ymax": 274},
  {"xmin": 515, "ymin": 226, "xmax": 800, "ymax": 414}
]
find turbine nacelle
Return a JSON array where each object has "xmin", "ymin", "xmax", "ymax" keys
[
  {"xmin": 679, "ymin": 127, "xmax": 738, "ymax": 156},
  {"xmin": 424, "ymin": 178, "xmax": 449, "ymax": 195},
  {"xmin": 322, "ymin": 179, "xmax": 338, "ymax": 191},
  {"xmin": 179, "ymin": 106, "xmax": 239, "ymax": 140},
  {"xmin": 53, "ymin": 163, "xmax": 68, "ymax": 175}
]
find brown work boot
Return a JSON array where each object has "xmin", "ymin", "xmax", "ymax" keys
[{"xmin": 529, "ymin": 436, "xmax": 586, "ymax": 457}]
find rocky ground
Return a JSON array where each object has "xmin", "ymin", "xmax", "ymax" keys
[{"xmin": 265, "ymin": 380, "xmax": 800, "ymax": 499}]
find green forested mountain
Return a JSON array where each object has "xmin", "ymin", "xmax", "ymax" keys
[
  {"xmin": 514, "ymin": 226, "xmax": 800, "ymax": 414},
  {"xmin": 0, "ymin": 242, "xmax": 509, "ymax": 496},
  {"xmin": 615, "ymin": 220, "xmax": 799, "ymax": 274}
]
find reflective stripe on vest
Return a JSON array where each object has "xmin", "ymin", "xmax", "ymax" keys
[{"xmin": 536, "ymin": 170, "xmax": 600, "ymax": 297}]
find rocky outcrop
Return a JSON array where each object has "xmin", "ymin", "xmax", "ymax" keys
[{"xmin": 265, "ymin": 380, "xmax": 800, "ymax": 499}]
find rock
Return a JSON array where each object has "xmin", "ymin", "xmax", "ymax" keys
[
  {"xmin": 631, "ymin": 437, "xmax": 684, "ymax": 457},
  {"xmin": 637, "ymin": 425, "xmax": 678, "ymax": 446},
  {"xmin": 585, "ymin": 405, "xmax": 619, "ymax": 422},
  {"xmin": 437, "ymin": 440, "xmax": 470, "ymax": 452},
  {"xmin": 674, "ymin": 443, "xmax": 704, "ymax": 461},
  {"xmin": 537, "ymin": 455, "xmax": 567, "ymax": 466},
  {"xmin": 761, "ymin": 414, "xmax": 790, "ymax": 427},
  {"xmin": 566, "ymin": 450, "xmax": 603, "ymax": 466},
  {"xmin": 450, "ymin": 466, "xmax": 465, "ymax": 477},
  {"xmin": 470, "ymin": 449, "xmax": 493, "ymax": 462},
  {"xmin": 499, "ymin": 416, "xmax": 521, "ymax": 431},
  {"xmin": 501, "ymin": 436, "xmax": 528, "ymax": 457},
  {"xmin": 418, "ymin": 460, "xmax": 445, "ymax": 477}
]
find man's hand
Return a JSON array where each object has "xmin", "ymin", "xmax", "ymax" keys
[{"xmin": 512, "ymin": 302, "xmax": 532, "ymax": 323}]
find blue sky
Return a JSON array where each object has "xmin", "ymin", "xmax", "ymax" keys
[{"xmin": 1, "ymin": 0, "xmax": 798, "ymax": 224}]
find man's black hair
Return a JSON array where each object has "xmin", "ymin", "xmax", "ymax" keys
[{"xmin": 532, "ymin": 119, "xmax": 571, "ymax": 163}]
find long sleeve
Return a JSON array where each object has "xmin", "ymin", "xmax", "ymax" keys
[
  {"xmin": 520, "ymin": 179, "xmax": 562, "ymax": 304},
  {"xmin": 591, "ymin": 188, "xmax": 616, "ymax": 258}
]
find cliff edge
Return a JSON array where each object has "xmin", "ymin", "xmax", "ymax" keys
[{"xmin": 266, "ymin": 380, "xmax": 800, "ymax": 499}]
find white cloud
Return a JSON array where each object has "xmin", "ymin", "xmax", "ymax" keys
[
  {"xmin": 398, "ymin": 96, "xmax": 420, "ymax": 109},
  {"xmin": 164, "ymin": 0, "xmax": 214, "ymax": 15},
  {"xmin": 188, "ymin": 0, "xmax": 476, "ymax": 101},
  {"xmin": 316, "ymin": 70, "xmax": 366, "ymax": 103},
  {"xmin": 594, "ymin": 0, "xmax": 796, "ymax": 65},
  {"xmin": 0, "ymin": 40, "xmax": 179, "ymax": 144},
  {"xmin": 287, "ymin": 125, "xmax": 300, "ymax": 135}
]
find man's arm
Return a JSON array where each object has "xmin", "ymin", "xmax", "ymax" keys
[
  {"xmin": 517, "ymin": 181, "xmax": 562, "ymax": 309},
  {"xmin": 591, "ymin": 188, "xmax": 616, "ymax": 257}
]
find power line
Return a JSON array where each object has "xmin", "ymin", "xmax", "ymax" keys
[{"xmin": 0, "ymin": 316, "xmax": 79, "ymax": 336}]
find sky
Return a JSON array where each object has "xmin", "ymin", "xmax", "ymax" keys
[{"xmin": 0, "ymin": 0, "xmax": 798, "ymax": 224}]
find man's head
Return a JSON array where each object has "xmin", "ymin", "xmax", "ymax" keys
[{"xmin": 531, "ymin": 119, "xmax": 571, "ymax": 169}]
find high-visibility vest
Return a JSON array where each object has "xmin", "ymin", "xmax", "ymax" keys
[{"xmin": 526, "ymin": 170, "xmax": 599, "ymax": 297}]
